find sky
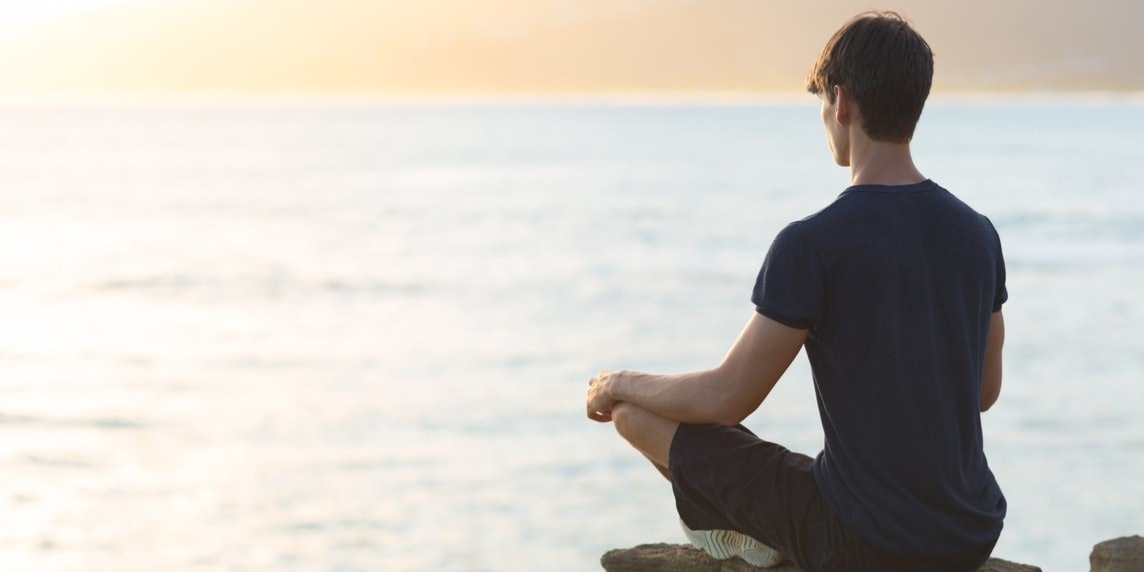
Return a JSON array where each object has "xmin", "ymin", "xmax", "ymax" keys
[
  {"xmin": 0, "ymin": 0, "xmax": 1141, "ymax": 94},
  {"xmin": 0, "ymin": 0, "xmax": 126, "ymax": 31}
]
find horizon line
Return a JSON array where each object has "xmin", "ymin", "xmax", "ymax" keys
[{"xmin": 0, "ymin": 89, "xmax": 1140, "ymax": 107}]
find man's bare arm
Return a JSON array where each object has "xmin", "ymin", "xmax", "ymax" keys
[
  {"xmin": 587, "ymin": 313, "xmax": 807, "ymax": 426},
  {"xmin": 980, "ymin": 311, "xmax": 1005, "ymax": 412}
]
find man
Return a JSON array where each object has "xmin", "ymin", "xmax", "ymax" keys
[{"xmin": 587, "ymin": 12, "xmax": 1006, "ymax": 572}]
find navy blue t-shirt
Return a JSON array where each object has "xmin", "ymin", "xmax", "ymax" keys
[{"xmin": 752, "ymin": 180, "xmax": 1007, "ymax": 556}]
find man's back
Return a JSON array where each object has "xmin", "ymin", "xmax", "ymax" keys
[{"xmin": 754, "ymin": 179, "xmax": 1007, "ymax": 555}]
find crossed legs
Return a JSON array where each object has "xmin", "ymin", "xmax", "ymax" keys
[
  {"xmin": 609, "ymin": 403, "xmax": 787, "ymax": 568},
  {"xmin": 609, "ymin": 402, "xmax": 680, "ymax": 480}
]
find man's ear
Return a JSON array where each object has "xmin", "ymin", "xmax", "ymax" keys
[{"xmin": 832, "ymin": 85, "xmax": 851, "ymax": 126}]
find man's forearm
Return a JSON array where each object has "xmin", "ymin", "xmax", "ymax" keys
[
  {"xmin": 588, "ymin": 313, "xmax": 805, "ymax": 427},
  {"xmin": 609, "ymin": 369, "xmax": 737, "ymax": 425}
]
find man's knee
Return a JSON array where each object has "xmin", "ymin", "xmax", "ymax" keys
[
  {"xmin": 611, "ymin": 402, "xmax": 636, "ymax": 440},
  {"xmin": 614, "ymin": 402, "xmax": 662, "ymax": 446},
  {"xmin": 611, "ymin": 402, "xmax": 660, "ymax": 441},
  {"xmin": 611, "ymin": 402, "xmax": 676, "ymax": 470}
]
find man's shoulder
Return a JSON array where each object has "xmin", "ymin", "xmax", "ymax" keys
[
  {"xmin": 776, "ymin": 182, "xmax": 1000, "ymax": 261},
  {"xmin": 782, "ymin": 191, "xmax": 866, "ymax": 237},
  {"xmin": 798, "ymin": 180, "xmax": 993, "ymax": 228}
]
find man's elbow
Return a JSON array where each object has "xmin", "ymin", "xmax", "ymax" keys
[
  {"xmin": 980, "ymin": 312, "xmax": 1005, "ymax": 413},
  {"xmin": 980, "ymin": 381, "xmax": 1001, "ymax": 412},
  {"xmin": 979, "ymin": 396, "xmax": 998, "ymax": 412}
]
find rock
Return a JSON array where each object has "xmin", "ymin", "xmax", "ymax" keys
[
  {"xmin": 600, "ymin": 543, "xmax": 1041, "ymax": 572},
  {"xmin": 601, "ymin": 544, "xmax": 799, "ymax": 572},
  {"xmin": 1090, "ymin": 536, "xmax": 1144, "ymax": 572}
]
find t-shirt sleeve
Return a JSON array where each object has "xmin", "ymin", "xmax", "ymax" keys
[{"xmin": 751, "ymin": 222, "xmax": 825, "ymax": 330}]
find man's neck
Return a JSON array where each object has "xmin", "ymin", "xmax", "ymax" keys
[{"xmin": 848, "ymin": 137, "xmax": 926, "ymax": 187}]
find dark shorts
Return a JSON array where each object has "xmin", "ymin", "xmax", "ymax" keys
[{"xmin": 668, "ymin": 423, "xmax": 995, "ymax": 572}]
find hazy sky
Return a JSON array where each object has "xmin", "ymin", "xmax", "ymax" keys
[
  {"xmin": 0, "ymin": 0, "xmax": 124, "ymax": 31},
  {"xmin": 0, "ymin": 0, "xmax": 1141, "ymax": 94}
]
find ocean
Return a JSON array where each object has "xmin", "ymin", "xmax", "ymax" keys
[{"xmin": 0, "ymin": 96, "xmax": 1140, "ymax": 571}]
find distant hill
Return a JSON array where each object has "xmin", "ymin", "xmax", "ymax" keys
[{"xmin": 0, "ymin": 0, "xmax": 1140, "ymax": 94}]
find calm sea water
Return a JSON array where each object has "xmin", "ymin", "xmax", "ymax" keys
[{"xmin": 0, "ymin": 97, "xmax": 1140, "ymax": 571}]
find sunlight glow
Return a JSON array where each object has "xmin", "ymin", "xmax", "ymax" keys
[
  {"xmin": 0, "ymin": 0, "xmax": 137, "ymax": 33},
  {"xmin": 0, "ymin": 0, "xmax": 1139, "ymax": 94}
]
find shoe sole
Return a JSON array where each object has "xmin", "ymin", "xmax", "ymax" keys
[{"xmin": 680, "ymin": 520, "xmax": 783, "ymax": 568}]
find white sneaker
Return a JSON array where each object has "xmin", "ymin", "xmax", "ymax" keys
[{"xmin": 680, "ymin": 519, "xmax": 784, "ymax": 568}]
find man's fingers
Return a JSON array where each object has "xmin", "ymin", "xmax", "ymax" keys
[
  {"xmin": 589, "ymin": 409, "xmax": 613, "ymax": 422},
  {"xmin": 587, "ymin": 371, "xmax": 616, "ymax": 422}
]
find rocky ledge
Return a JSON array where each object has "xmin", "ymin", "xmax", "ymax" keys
[
  {"xmin": 1090, "ymin": 536, "xmax": 1144, "ymax": 572},
  {"xmin": 601, "ymin": 535, "xmax": 1143, "ymax": 572}
]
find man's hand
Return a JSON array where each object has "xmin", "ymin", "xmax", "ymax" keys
[{"xmin": 587, "ymin": 371, "xmax": 621, "ymax": 422}]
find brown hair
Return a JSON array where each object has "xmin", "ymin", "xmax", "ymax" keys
[{"xmin": 806, "ymin": 12, "xmax": 933, "ymax": 143}]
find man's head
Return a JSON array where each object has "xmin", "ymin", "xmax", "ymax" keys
[{"xmin": 806, "ymin": 12, "xmax": 933, "ymax": 144}]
